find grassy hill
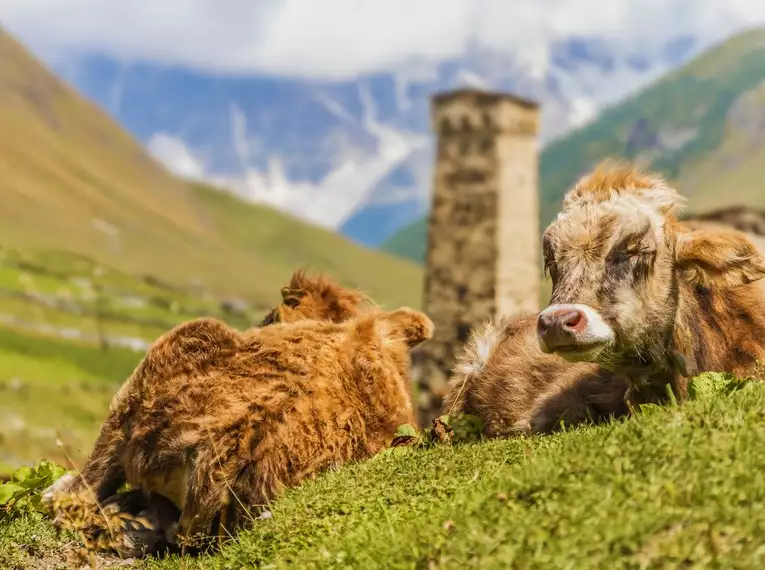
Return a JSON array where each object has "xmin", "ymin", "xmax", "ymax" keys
[
  {"xmin": 0, "ymin": 28, "xmax": 423, "ymax": 309},
  {"xmin": 4, "ymin": 373, "xmax": 765, "ymax": 568},
  {"xmin": 384, "ymin": 27, "xmax": 765, "ymax": 264},
  {"xmin": 0, "ymin": 29, "xmax": 424, "ymax": 475}
]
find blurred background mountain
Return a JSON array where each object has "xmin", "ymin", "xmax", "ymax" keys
[{"xmin": 48, "ymin": 35, "xmax": 699, "ymax": 248}]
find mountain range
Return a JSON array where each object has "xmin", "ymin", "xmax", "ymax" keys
[
  {"xmin": 49, "ymin": 34, "xmax": 703, "ymax": 248},
  {"xmin": 5, "ymin": 21, "xmax": 765, "ymax": 287}
]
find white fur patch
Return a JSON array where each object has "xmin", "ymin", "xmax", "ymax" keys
[
  {"xmin": 455, "ymin": 320, "xmax": 503, "ymax": 376},
  {"xmin": 606, "ymin": 194, "xmax": 666, "ymax": 241}
]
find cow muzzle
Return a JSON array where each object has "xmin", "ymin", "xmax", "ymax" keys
[{"xmin": 537, "ymin": 303, "xmax": 616, "ymax": 360}]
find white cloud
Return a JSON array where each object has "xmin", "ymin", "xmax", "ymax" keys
[
  {"xmin": 214, "ymin": 86, "xmax": 429, "ymax": 229},
  {"xmin": 2, "ymin": 0, "xmax": 765, "ymax": 80},
  {"xmin": 147, "ymin": 133, "xmax": 206, "ymax": 179}
]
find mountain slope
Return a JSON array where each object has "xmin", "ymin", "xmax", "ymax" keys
[
  {"xmin": 384, "ymin": 28, "xmax": 765, "ymax": 263},
  {"xmin": 0, "ymin": 29, "xmax": 422, "ymax": 309}
]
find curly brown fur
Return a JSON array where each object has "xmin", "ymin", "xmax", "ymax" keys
[
  {"xmin": 443, "ymin": 314, "xmax": 631, "ymax": 437},
  {"xmin": 259, "ymin": 268, "xmax": 375, "ymax": 325},
  {"xmin": 47, "ymin": 485, "xmax": 180, "ymax": 558},
  {"xmin": 46, "ymin": 306, "xmax": 432, "ymax": 555}
]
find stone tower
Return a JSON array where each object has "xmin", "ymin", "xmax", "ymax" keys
[{"xmin": 414, "ymin": 88, "xmax": 541, "ymax": 427}]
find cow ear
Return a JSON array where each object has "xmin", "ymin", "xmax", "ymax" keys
[
  {"xmin": 676, "ymin": 228, "xmax": 765, "ymax": 288},
  {"xmin": 280, "ymin": 287, "xmax": 307, "ymax": 308},
  {"xmin": 376, "ymin": 308, "xmax": 434, "ymax": 348}
]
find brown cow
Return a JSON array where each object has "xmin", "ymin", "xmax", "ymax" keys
[
  {"xmin": 444, "ymin": 165, "xmax": 765, "ymax": 438},
  {"xmin": 46, "ymin": 270, "xmax": 372, "ymax": 503},
  {"xmin": 42, "ymin": 270, "xmax": 393, "ymax": 556},
  {"xmin": 536, "ymin": 159, "xmax": 765, "ymax": 403},
  {"xmin": 47, "ymin": 307, "xmax": 432, "ymax": 555}
]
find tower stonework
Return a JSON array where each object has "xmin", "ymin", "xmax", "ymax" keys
[{"xmin": 414, "ymin": 88, "xmax": 541, "ymax": 427}]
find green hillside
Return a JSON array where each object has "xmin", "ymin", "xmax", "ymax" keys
[{"xmin": 385, "ymin": 27, "xmax": 765, "ymax": 263}]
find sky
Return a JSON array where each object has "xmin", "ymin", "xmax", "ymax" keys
[{"xmin": 3, "ymin": 0, "xmax": 765, "ymax": 81}]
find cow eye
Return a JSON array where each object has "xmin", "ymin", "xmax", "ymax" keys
[
  {"xmin": 544, "ymin": 258, "xmax": 558, "ymax": 281},
  {"xmin": 607, "ymin": 249, "xmax": 636, "ymax": 270}
]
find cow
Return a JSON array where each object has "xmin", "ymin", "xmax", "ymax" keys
[
  {"xmin": 41, "ymin": 270, "xmax": 412, "ymax": 557},
  {"xmin": 535, "ymin": 159, "xmax": 765, "ymax": 404}
]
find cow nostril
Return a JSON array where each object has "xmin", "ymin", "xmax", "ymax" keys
[{"xmin": 563, "ymin": 311, "xmax": 582, "ymax": 329}]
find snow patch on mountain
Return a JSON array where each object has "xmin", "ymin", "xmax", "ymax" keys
[{"xmin": 173, "ymin": 82, "xmax": 429, "ymax": 230}]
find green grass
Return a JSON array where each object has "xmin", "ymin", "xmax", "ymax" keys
[
  {"xmin": 0, "ymin": 325, "xmax": 143, "ymax": 473},
  {"xmin": 0, "ymin": 243, "xmax": 269, "ymax": 352},
  {"xmin": 0, "ymin": 326, "xmax": 140, "ymax": 382},
  {"xmin": 4, "ymin": 373, "xmax": 765, "ymax": 569},
  {"xmin": 0, "ymin": 511, "xmax": 80, "ymax": 570}
]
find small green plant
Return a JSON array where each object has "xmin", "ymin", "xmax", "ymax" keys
[
  {"xmin": 391, "ymin": 414, "xmax": 485, "ymax": 450},
  {"xmin": 0, "ymin": 460, "xmax": 68, "ymax": 519},
  {"xmin": 447, "ymin": 413, "xmax": 485, "ymax": 443},
  {"xmin": 687, "ymin": 371, "xmax": 753, "ymax": 401},
  {"xmin": 391, "ymin": 423, "xmax": 421, "ymax": 447}
]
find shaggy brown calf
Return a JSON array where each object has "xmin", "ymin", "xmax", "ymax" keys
[
  {"xmin": 42, "ymin": 270, "xmax": 395, "ymax": 555},
  {"xmin": 444, "ymin": 167, "xmax": 765, "ymax": 438},
  {"xmin": 46, "ymin": 306, "xmax": 432, "ymax": 554},
  {"xmin": 49, "ymin": 269, "xmax": 372, "ymax": 500},
  {"xmin": 536, "ymin": 160, "xmax": 765, "ymax": 403}
]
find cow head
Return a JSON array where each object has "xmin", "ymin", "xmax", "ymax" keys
[{"xmin": 536, "ymin": 159, "xmax": 765, "ymax": 373}]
